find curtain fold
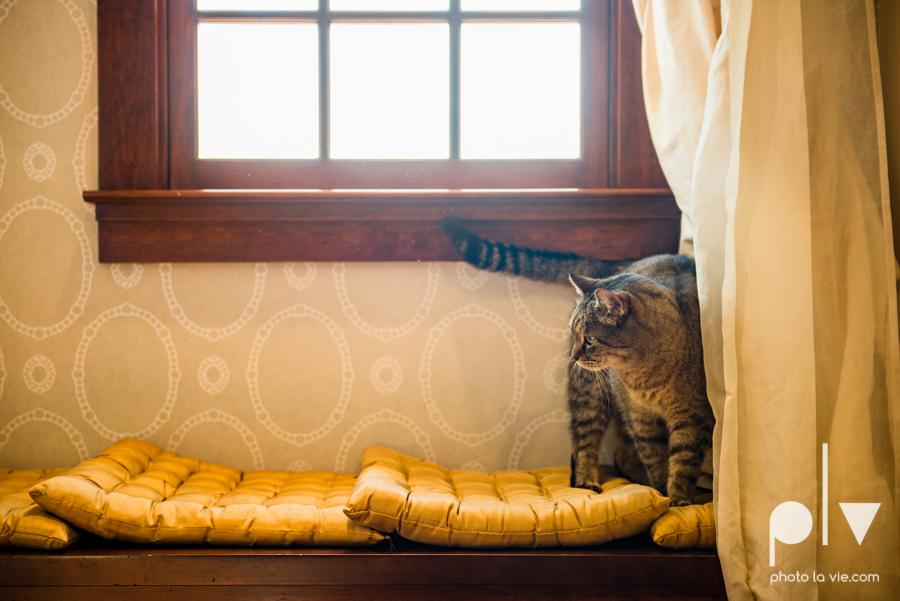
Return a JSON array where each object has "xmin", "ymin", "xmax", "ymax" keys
[
  {"xmin": 631, "ymin": 0, "xmax": 719, "ymax": 257},
  {"xmin": 633, "ymin": 1, "xmax": 900, "ymax": 599}
]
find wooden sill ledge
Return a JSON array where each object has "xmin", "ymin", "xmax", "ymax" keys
[
  {"xmin": 0, "ymin": 534, "xmax": 726, "ymax": 600},
  {"xmin": 84, "ymin": 188, "xmax": 679, "ymax": 263}
]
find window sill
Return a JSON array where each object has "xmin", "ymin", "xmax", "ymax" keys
[{"xmin": 84, "ymin": 188, "xmax": 678, "ymax": 263}]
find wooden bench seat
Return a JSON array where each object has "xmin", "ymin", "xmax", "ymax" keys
[{"xmin": 0, "ymin": 533, "xmax": 726, "ymax": 600}]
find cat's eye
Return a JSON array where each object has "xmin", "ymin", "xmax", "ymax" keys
[{"xmin": 584, "ymin": 336, "xmax": 595, "ymax": 346}]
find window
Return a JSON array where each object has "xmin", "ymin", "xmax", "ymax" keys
[
  {"xmin": 169, "ymin": 0, "xmax": 599, "ymax": 189},
  {"xmin": 87, "ymin": 0, "xmax": 675, "ymax": 262}
]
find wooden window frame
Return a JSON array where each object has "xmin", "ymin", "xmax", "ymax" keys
[
  {"xmin": 86, "ymin": 0, "xmax": 676, "ymax": 263},
  {"xmin": 171, "ymin": 2, "xmax": 603, "ymax": 189}
]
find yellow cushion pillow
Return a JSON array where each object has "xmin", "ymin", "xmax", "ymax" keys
[
  {"xmin": 343, "ymin": 446, "xmax": 669, "ymax": 548},
  {"xmin": 29, "ymin": 439, "xmax": 385, "ymax": 546},
  {"xmin": 1, "ymin": 468, "xmax": 80, "ymax": 549},
  {"xmin": 650, "ymin": 502, "xmax": 716, "ymax": 549}
]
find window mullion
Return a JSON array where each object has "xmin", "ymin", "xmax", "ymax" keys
[
  {"xmin": 450, "ymin": 0, "xmax": 461, "ymax": 160},
  {"xmin": 319, "ymin": 0, "xmax": 330, "ymax": 159}
]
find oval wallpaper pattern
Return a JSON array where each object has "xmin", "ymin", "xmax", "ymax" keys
[{"xmin": 0, "ymin": 0, "xmax": 617, "ymax": 473}]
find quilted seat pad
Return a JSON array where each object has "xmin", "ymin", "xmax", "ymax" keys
[
  {"xmin": 650, "ymin": 501, "xmax": 716, "ymax": 549},
  {"xmin": 29, "ymin": 439, "xmax": 385, "ymax": 546},
  {"xmin": 1, "ymin": 468, "xmax": 80, "ymax": 549},
  {"xmin": 344, "ymin": 446, "xmax": 670, "ymax": 548}
]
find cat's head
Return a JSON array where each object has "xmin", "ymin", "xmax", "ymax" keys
[{"xmin": 567, "ymin": 273, "xmax": 674, "ymax": 373}]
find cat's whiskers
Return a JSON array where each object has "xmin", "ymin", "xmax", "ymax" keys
[{"xmin": 575, "ymin": 362, "xmax": 592, "ymax": 387}]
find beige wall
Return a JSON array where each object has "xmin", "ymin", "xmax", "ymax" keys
[{"xmin": 0, "ymin": 0, "xmax": 581, "ymax": 472}]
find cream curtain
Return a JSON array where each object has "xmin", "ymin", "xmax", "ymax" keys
[{"xmin": 632, "ymin": 1, "xmax": 900, "ymax": 599}]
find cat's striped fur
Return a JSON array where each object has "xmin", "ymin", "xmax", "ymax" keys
[
  {"xmin": 441, "ymin": 218, "xmax": 632, "ymax": 284},
  {"xmin": 443, "ymin": 218, "xmax": 713, "ymax": 505}
]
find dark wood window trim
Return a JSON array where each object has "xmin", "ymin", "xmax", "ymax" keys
[
  {"xmin": 90, "ymin": 0, "xmax": 674, "ymax": 263},
  {"xmin": 86, "ymin": 188, "xmax": 678, "ymax": 262}
]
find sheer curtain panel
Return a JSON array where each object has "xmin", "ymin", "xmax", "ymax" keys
[{"xmin": 633, "ymin": 1, "xmax": 900, "ymax": 599}]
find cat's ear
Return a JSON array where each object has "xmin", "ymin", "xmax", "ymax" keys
[
  {"xmin": 594, "ymin": 288, "xmax": 630, "ymax": 317},
  {"xmin": 568, "ymin": 274, "xmax": 595, "ymax": 297}
]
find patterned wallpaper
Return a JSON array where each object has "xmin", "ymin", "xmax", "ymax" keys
[{"xmin": 0, "ymin": 0, "xmax": 599, "ymax": 473}]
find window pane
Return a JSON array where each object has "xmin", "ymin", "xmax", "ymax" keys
[
  {"xmin": 197, "ymin": 23, "xmax": 319, "ymax": 159},
  {"xmin": 461, "ymin": 23, "xmax": 580, "ymax": 159},
  {"xmin": 462, "ymin": 0, "xmax": 580, "ymax": 10},
  {"xmin": 330, "ymin": 23, "xmax": 449, "ymax": 159},
  {"xmin": 197, "ymin": 0, "xmax": 318, "ymax": 11},
  {"xmin": 331, "ymin": 0, "xmax": 449, "ymax": 10}
]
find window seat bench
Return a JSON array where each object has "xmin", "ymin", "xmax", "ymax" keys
[{"xmin": 0, "ymin": 533, "xmax": 726, "ymax": 600}]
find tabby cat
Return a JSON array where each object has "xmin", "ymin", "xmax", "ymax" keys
[{"xmin": 443, "ymin": 218, "xmax": 713, "ymax": 506}]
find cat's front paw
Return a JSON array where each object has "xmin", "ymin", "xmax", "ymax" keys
[
  {"xmin": 574, "ymin": 479, "xmax": 603, "ymax": 494},
  {"xmin": 570, "ymin": 453, "xmax": 603, "ymax": 493},
  {"xmin": 669, "ymin": 496, "xmax": 694, "ymax": 507}
]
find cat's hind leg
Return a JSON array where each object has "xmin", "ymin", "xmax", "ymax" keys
[
  {"xmin": 624, "ymin": 405, "xmax": 671, "ymax": 496},
  {"xmin": 567, "ymin": 365, "xmax": 614, "ymax": 493},
  {"xmin": 664, "ymin": 409, "xmax": 714, "ymax": 506},
  {"xmin": 612, "ymin": 412, "xmax": 651, "ymax": 486}
]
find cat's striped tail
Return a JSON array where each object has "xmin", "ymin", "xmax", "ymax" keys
[{"xmin": 442, "ymin": 217, "xmax": 632, "ymax": 285}]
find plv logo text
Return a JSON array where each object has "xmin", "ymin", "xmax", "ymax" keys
[{"xmin": 769, "ymin": 444, "xmax": 880, "ymax": 566}]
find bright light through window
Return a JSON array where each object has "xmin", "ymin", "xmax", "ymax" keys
[
  {"xmin": 331, "ymin": 0, "xmax": 449, "ymax": 9},
  {"xmin": 195, "ymin": 6, "xmax": 583, "ymax": 162},
  {"xmin": 330, "ymin": 23, "xmax": 450, "ymax": 159},
  {"xmin": 461, "ymin": 22, "xmax": 581, "ymax": 159},
  {"xmin": 197, "ymin": 23, "xmax": 319, "ymax": 159},
  {"xmin": 197, "ymin": 0, "xmax": 318, "ymax": 11},
  {"xmin": 462, "ymin": 0, "xmax": 580, "ymax": 10}
]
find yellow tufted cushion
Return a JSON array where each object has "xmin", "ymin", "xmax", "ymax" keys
[
  {"xmin": 650, "ymin": 502, "xmax": 716, "ymax": 549},
  {"xmin": 1, "ymin": 468, "xmax": 80, "ymax": 549},
  {"xmin": 29, "ymin": 439, "xmax": 386, "ymax": 546},
  {"xmin": 343, "ymin": 446, "xmax": 670, "ymax": 548}
]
